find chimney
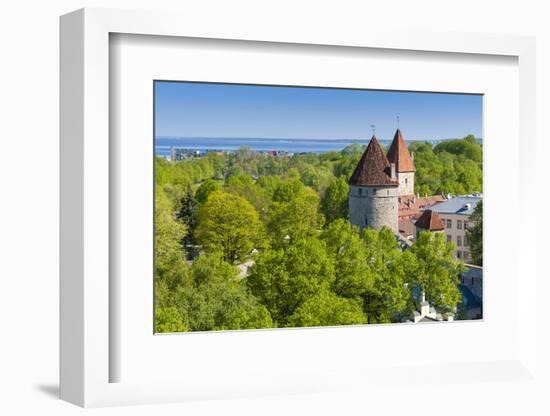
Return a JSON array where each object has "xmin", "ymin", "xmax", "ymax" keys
[{"xmin": 390, "ymin": 163, "xmax": 396, "ymax": 179}]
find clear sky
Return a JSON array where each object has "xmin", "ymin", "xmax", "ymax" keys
[{"xmin": 154, "ymin": 81, "xmax": 482, "ymax": 141}]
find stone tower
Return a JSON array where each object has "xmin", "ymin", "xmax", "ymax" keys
[
  {"xmin": 348, "ymin": 135, "xmax": 399, "ymax": 233},
  {"xmin": 386, "ymin": 129, "xmax": 415, "ymax": 196}
]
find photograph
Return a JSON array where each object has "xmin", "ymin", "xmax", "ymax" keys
[{"xmin": 153, "ymin": 81, "xmax": 483, "ymax": 333}]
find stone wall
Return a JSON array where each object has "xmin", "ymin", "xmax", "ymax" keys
[
  {"xmin": 397, "ymin": 171, "xmax": 415, "ymax": 196},
  {"xmin": 349, "ymin": 185, "xmax": 398, "ymax": 233}
]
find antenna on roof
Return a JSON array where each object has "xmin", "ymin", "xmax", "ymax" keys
[{"xmin": 370, "ymin": 124, "xmax": 376, "ymax": 136}]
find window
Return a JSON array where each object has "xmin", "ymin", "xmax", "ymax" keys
[
  {"xmin": 464, "ymin": 235, "xmax": 468, "ymax": 246},
  {"xmin": 446, "ymin": 219, "xmax": 452, "ymax": 229},
  {"xmin": 447, "ymin": 234, "xmax": 452, "ymax": 242},
  {"xmin": 457, "ymin": 220, "xmax": 462, "ymax": 230},
  {"xmin": 457, "ymin": 250, "xmax": 462, "ymax": 259},
  {"xmin": 465, "ymin": 251, "xmax": 470, "ymax": 261},
  {"xmin": 358, "ymin": 188, "xmax": 362, "ymax": 196},
  {"xmin": 405, "ymin": 178, "xmax": 408, "ymax": 184},
  {"xmin": 457, "ymin": 236, "xmax": 462, "ymax": 246},
  {"xmin": 464, "ymin": 220, "xmax": 469, "ymax": 229}
]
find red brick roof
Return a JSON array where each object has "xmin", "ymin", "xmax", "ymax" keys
[
  {"xmin": 398, "ymin": 194, "xmax": 447, "ymax": 219},
  {"xmin": 414, "ymin": 209, "xmax": 445, "ymax": 231},
  {"xmin": 349, "ymin": 136, "xmax": 399, "ymax": 187},
  {"xmin": 386, "ymin": 129, "xmax": 415, "ymax": 172}
]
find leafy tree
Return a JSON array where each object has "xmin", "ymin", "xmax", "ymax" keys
[
  {"xmin": 155, "ymin": 307, "xmax": 188, "ymax": 333},
  {"xmin": 195, "ymin": 179, "xmax": 221, "ymax": 204},
  {"xmin": 176, "ymin": 254, "xmax": 272, "ymax": 331},
  {"xmin": 361, "ymin": 227, "xmax": 412, "ymax": 323},
  {"xmin": 321, "ymin": 177, "xmax": 349, "ymax": 223},
  {"xmin": 287, "ymin": 288, "xmax": 367, "ymax": 327},
  {"xmin": 224, "ymin": 174, "xmax": 270, "ymax": 217},
  {"xmin": 409, "ymin": 231, "xmax": 464, "ymax": 315},
  {"xmin": 321, "ymin": 219, "xmax": 373, "ymax": 299},
  {"xmin": 195, "ymin": 191, "xmax": 266, "ymax": 263},
  {"xmin": 466, "ymin": 200, "xmax": 483, "ymax": 266},
  {"xmin": 155, "ymin": 186, "xmax": 188, "ymax": 290},
  {"xmin": 247, "ymin": 237, "xmax": 335, "ymax": 326},
  {"xmin": 177, "ymin": 185, "xmax": 198, "ymax": 246},
  {"xmin": 268, "ymin": 187, "xmax": 324, "ymax": 245}
]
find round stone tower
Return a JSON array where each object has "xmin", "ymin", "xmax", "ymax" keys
[{"xmin": 348, "ymin": 136, "xmax": 399, "ymax": 233}]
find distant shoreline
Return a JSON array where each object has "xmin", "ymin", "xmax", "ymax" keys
[{"xmin": 156, "ymin": 136, "xmax": 483, "ymax": 143}]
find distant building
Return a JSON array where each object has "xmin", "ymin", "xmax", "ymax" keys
[{"xmin": 431, "ymin": 196, "xmax": 482, "ymax": 261}]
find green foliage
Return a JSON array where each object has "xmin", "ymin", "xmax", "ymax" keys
[
  {"xmin": 177, "ymin": 185, "xmax": 198, "ymax": 246},
  {"xmin": 155, "ymin": 186, "xmax": 188, "ymax": 290},
  {"xmin": 268, "ymin": 187, "xmax": 324, "ymax": 245},
  {"xmin": 287, "ymin": 288, "xmax": 367, "ymax": 327},
  {"xmin": 155, "ymin": 307, "xmax": 188, "ymax": 333},
  {"xmin": 409, "ymin": 135, "xmax": 482, "ymax": 196},
  {"xmin": 409, "ymin": 231, "xmax": 465, "ymax": 314},
  {"xmin": 195, "ymin": 179, "xmax": 221, "ymax": 204},
  {"xmin": 195, "ymin": 191, "xmax": 266, "ymax": 263},
  {"xmin": 361, "ymin": 227, "xmax": 412, "ymax": 323},
  {"xmin": 175, "ymin": 254, "xmax": 273, "ymax": 331},
  {"xmin": 247, "ymin": 237, "xmax": 335, "ymax": 326},
  {"xmin": 154, "ymin": 134, "xmax": 477, "ymax": 332},
  {"xmin": 466, "ymin": 200, "xmax": 483, "ymax": 266},
  {"xmin": 321, "ymin": 176, "xmax": 349, "ymax": 224},
  {"xmin": 321, "ymin": 220, "xmax": 373, "ymax": 299}
]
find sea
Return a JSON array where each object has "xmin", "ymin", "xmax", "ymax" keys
[{"xmin": 155, "ymin": 137, "xmax": 385, "ymax": 157}]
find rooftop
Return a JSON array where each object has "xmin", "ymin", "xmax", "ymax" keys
[
  {"xmin": 431, "ymin": 195, "xmax": 481, "ymax": 216},
  {"xmin": 386, "ymin": 129, "xmax": 415, "ymax": 173},
  {"xmin": 348, "ymin": 135, "xmax": 399, "ymax": 187},
  {"xmin": 414, "ymin": 209, "xmax": 445, "ymax": 231}
]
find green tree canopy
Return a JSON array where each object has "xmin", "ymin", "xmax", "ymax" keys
[
  {"xmin": 466, "ymin": 200, "xmax": 483, "ymax": 266},
  {"xmin": 268, "ymin": 187, "xmax": 324, "ymax": 245},
  {"xmin": 287, "ymin": 288, "xmax": 367, "ymax": 327},
  {"xmin": 174, "ymin": 254, "xmax": 272, "ymax": 331},
  {"xmin": 409, "ymin": 231, "xmax": 464, "ymax": 315},
  {"xmin": 195, "ymin": 179, "xmax": 221, "ymax": 204},
  {"xmin": 195, "ymin": 191, "xmax": 266, "ymax": 263},
  {"xmin": 247, "ymin": 237, "xmax": 335, "ymax": 326},
  {"xmin": 320, "ymin": 176, "xmax": 349, "ymax": 224},
  {"xmin": 361, "ymin": 227, "xmax": 412, "ymax": 323}
]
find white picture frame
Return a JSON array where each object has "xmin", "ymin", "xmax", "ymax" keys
[{"xmin": 60, "ymin": 8, "xmax": 538, "ymax": 408}]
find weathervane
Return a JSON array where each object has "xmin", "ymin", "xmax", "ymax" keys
[
  {"xmin": 370, "ymin": 124, "xmax": 376, "ymax": 136},
  {"xmin": 397, "ymin": 113, "xmax": 400, "ymax": 129}
]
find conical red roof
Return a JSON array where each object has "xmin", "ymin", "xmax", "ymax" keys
[
  {"xmin": 414, "ymin": 209, "xmax": 445, "ymax": 231},
  {"xmin": 348, "ymin": 136, "xmax": 399, "ymax": 187},
  {"xmin": 387, "ymin": 129, "xmax": 415, "ymax": 172}
]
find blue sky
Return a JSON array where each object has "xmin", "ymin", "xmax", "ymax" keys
[{"xmin": 154, "ymin": 81, "xmax": 482, "ymax": 141}]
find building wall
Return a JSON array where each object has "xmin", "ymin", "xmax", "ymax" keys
[
  {"xmin": 438, "ymin": 213, "xmax": 472, "ymax": 261},
  {"xmin": 349, "ymin": 185, "xmax": 398, "ymax": 233},
  {"xmin": 397, "ymin": 171, "xmax": 415, "ymax": 196}
]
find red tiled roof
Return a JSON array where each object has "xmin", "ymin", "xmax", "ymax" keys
[
  {"xmin": 386, "ymin": 129, "xmax": 415, "ymax": 172},
  {"xmin": 348, "ymin": 136, "xmax": 399, "ymax": 187},
  {"xmin": 398, "ymin": 218, "xmax": 416, "ymax": 237},
  {"xmin": 398, "ymin": 194, "xmax": 446, "ymax": 219},
  {"xmin": 414, "ymin": 209, "xmax": 445, "ymax": 231}
]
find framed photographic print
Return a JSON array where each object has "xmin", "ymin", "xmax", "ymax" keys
[{"xmin": 60, "ymin": 8, "xmax": 538, "ymax": 408}]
